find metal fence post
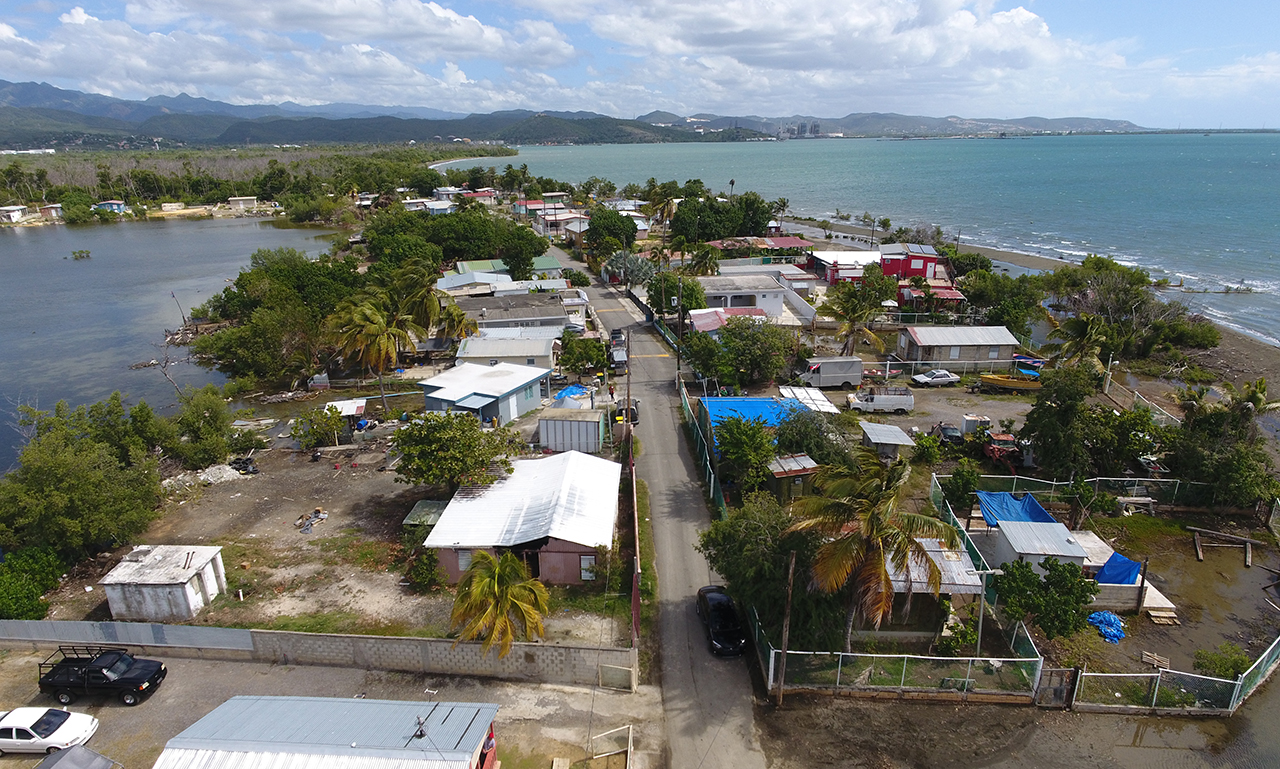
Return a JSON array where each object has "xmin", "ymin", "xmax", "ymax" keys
[
  {"xmin": 835, "ymin": 654, "xmax": 844, "ymax": 690},
  {"xmin": 964, "ymin": 659, "xmax": 974, "ymax": 701},
  {"xmin": 1150, "ymin": 674, "xmax": 1161, "ymax": 709},
  {"xmin": 900, "ymin": 657, "xmax": 909, "ymax": 692},
  {"xmin": 1071, "ymin": 665, "xmax": 1086, "ymax": 708}
]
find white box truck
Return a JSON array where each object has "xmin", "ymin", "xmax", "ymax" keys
[
  {"xmin": 846, "ymin": 387, "xmax": 915, "ymax": 414},
  {"xmin": 799, "ymin": 356, "xmax": 863, "ymax": 388}
]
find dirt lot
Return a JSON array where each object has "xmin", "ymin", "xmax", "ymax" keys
[
  {"xmin": 45, "ymin": 439, "xmax": 624, "ymax": 646},
  {"xmin": 0, "ymin": 648, "xmax": 662, "ymax": 769}
]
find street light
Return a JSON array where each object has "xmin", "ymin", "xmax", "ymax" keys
[{"xmin": 966, "ymin": 568, "xmax": 1004, "ymax": 658}]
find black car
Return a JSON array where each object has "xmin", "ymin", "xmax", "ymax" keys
[
  {"xmin": 929, "ymin": 421, "xmax": 963, "ymax": 445},
  {"xmin": 616, "ymin": 399, "xmax": 640, "ymax": 425},
  {"xmin": 695, "ymin": 586, "xmax": 746, "ymax": 657},
  {"xmin": 38, "ymin": 646, "xmax": 167, "ymax": 706}
]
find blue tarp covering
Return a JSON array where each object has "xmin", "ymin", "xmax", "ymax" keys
[
  {"xmin": 1095, "ymin": 552, "xmax": 1142, "ymax": 585},
  {"xmin": 1088, "ymin": 611, "xmax": 1126, "ymax": 644},
  {"xmin": 976, "ymin": 491, "xmax": 1056, "ymax": 526},
  {"xmin": 553, "ymin": 384, "xmax": 591, "ymax": 400},
  {"xmin": 1017, "ymin": 367, "xmax": 1041, "ymax": 378},
  {"xmin": 703, "ymin": 397, "xmax": 804, "ymax": 428}
]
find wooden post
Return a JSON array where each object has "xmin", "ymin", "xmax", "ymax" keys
[
  {"xmin": 777, "ymin": 551, "xmax": 797, "ymax": 707},
  {"xmin": 1136, "ymin": 558, "xmax": 1150, "ymax": 613},
  {"xmin": 1246, "ymin": 542, "xmax": 1253, "ymax": 568},
  {"xmin": 1194, "ymin": 532, "xmax": 1204, "ymax": 561}
]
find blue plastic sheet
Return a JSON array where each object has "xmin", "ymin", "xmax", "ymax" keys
[
  {"xmin": 977, "ymin": 491, "xmax": 1056, "ymax": 526},
  {"xmin": 1088, "ymin": 611, "xmax": 1126, "ymax": 644},
  {"xmin": 702, "ymin": 397, "xmax": 803, "ymax": 428},
  {"xmin": 1096, "ymin": 552, "xmax": 1142, "ymax": 585},
  {"xmin": 553, "ymin": 383, "xmax": 591, "ymax": 400}
]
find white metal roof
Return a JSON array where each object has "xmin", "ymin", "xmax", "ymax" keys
[
  {"xmin": 418, "ymin": 362, "xmax": 550, "ymax": 403},
  {"xmin": 998, "ymin": 521, "xmax": 1089, "ymax": 560},
  {"xmin": 696, "ymin": 275, "xmax": 783, "ymax": 293},
  {"xmin": 768, "ymin": 453, "xmax": 819, "ymax": 477},
  {"xmin": 478, "ymin": 326, "xmax": 565, "ymax": 340},
  {"xmin": 152, "ymin": 696, "xmax": 496, "ymax": 769},
  {"xmin": 885, "ymin": 538, "xmax": 984, "ymax": 595},
  {"xmin": 425, "ymin": 451, "xmax": 621, "ymax": 549},
  {"xmin": 324, "ymin": 398, "xmax": 367, "ymax": 417},
  {"xmin": 99, "ymin": 545, "xmax": 222, "ymax": 586},
  {"xmin": 437, "ymin": 271, "xmax": 510, "ymax": 290},
  {"xmin": 457, "ymin": 337, "xmax": 556, "ymax": 360},
  {"xmin": 777, "ymin": 386, "xmax": 840, "ymax": 414},
  {"xmin": 906, "ymin": 326, "xmax": 1019, "ymax": 348},
  {"xmin": 1069, "ymin": 529, "xmax": 1115, "ymax": 568},
  {"xmin": 860, "ymin": 422, "xmax": 916, "ymax": 446}
]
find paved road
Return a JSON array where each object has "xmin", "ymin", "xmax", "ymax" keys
[{"xmin": 548, "ymin": 248, "xmax": 768, "ymax": 769}]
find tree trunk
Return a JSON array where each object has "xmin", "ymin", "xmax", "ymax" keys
[
  {"xmin": 378, "ymin": 369, "xmax": 389, "ymax": 415},
  {"xmin": 843, "ymin": 591, "xmax": 859, "ymax": 654}
]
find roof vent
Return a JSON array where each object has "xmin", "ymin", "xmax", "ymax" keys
[{"xmin": 123, "ymin": 545, "xmax": 155, "ymax": 562}]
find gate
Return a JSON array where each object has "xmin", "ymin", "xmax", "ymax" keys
[{"xmin": 1035, "ymin": 668, "xmax": 1076, "ymax": 707}]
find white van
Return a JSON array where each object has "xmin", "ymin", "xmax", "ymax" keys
[
  {"xmin": 799, "ymin": 356, "xmax": 863, "ymax": 388},
  {"xmin": 846, "ymin": 387, "xmax": 914, "ymax": 414}
]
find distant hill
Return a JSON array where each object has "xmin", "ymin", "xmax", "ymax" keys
[{"xmin": 0, "ymin": 79, "xmax": 1147, "ymax": 148}]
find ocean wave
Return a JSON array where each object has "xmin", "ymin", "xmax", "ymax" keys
[{"xmin": 1207, "ymin": 317, "xmax": 1280, "ymax": 348}]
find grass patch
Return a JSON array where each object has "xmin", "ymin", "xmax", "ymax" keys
[
  {"xmin": 314, "ymin": 532, "xmax": 403, "ymax": 572},
  {"xmin": 1044, "ymin": 626, "xmax": 1114, "ymax": 670},
  {"xmin": 252, "ymin": 610, "xmax": 447, "ymax": 637},
  {"xmin": 635, "ymin": 479, "xmax": 659, "ymax": 678},
  {"xmin": 1087, "ymin": 513, "xmax": 1191, "ymax": 556}
]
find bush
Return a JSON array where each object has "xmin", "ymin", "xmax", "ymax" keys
[
  {"xmin": 291, "ymin": 405, "xmax": 346, "ymax": 450},
  {"xmin": 228, "ymin": 429, "xmax": 267, "ymax": 454},
  {"xmin": 562, "ymin": 268, "xmax": 590, "ymax": 287},
  {"xmin": 911, "ymin": 434, "xmax": 942, "ymax": 465},
  {"xmin": 1194, "ymin": 642, "xmax": 1253, "ymax": 679},
  {"xmin": 0, "ymin": 547, "xmax": 63, "ymax": 620}
]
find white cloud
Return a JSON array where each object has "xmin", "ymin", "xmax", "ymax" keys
[{"xmin": 58, "ymin": 6, "xmax": 96, "ymax": 24}]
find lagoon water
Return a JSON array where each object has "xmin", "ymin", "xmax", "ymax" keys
[
  {"xmin": 457, "ymin": 133, "xmax": 1280, "ymax": 345},
  {"xmin": 0, "ymin": 217, "xmax": 336, "ymax": 470}
]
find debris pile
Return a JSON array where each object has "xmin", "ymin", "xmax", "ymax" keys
[
  {"xmin": 295, "ymin": 507, "xmax": 328, "ymax": 534},
  {"xmin": 229, "ymin": 456, "xmax": 259, "ymax": 475},
  {"xmin": 1088, "ymin": 611, "xmax": 1126, "ymax": 644}
]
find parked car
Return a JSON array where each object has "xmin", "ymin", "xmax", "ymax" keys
[
  {"xmin": 616, "ymin": 398, "xmax": 640, "ymax": 425},
  {"xmin": 695, "ymin": 586, "xmax": 746, "ymax": 657},
  {"xmin": 38, "ymin": 646, "xmax": 167, "ymax": 706},
  {"xmin": 846, "ymin": 387, "xmax": 914, "ymax": 414},
  {"xmin": 0, "ymin": 708, "xmax": 98, "ymax": 754},
  {"xmin": 911, "ymin": 369, "xmax": 961, "ymax": 387},
  {"xmin": 929, "ymin": 422, "xmax": 963, "ymax": 445}
]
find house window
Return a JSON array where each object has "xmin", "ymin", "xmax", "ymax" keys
[
  {"xmin": 489, "ymin": 359, "xmax": 499, "ymax": 366},
  {"xmin": 911, "ymin": 259, "xmax": 924, "ymax": 270},
  {"xmin": 457, "ymin": 549, "xmax": 472, "ymax": 571},
  {"xmin": 524, "ymin": 385, "xmax": 534, "ymax": 398},
  {"xmin": 527, "ymin": 358, "xmax": 536, "ymax": 365},
  {"xmin": 988, "ymin": 346, "xmax": 999, "ymax": 359},
  {"xmin": 580, "ymin": 555, "xmax": 597, "ymax": 581},
  {"xmin": 949, "ymin": 346, "xmax": 961, "ymax": 360}
]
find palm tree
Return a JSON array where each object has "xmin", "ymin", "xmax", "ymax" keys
[
  {"xmin": 1042, "ymin": 313, "xmax": 1108, "ymax": 372},
  {"xmin": 819, "ymin": 285, "xmax": 885, "ymax": 356},
  {"xmin": 326, "ymin": 289, "xmax": 426, "ymax": 413},
  {"xmin": 450, "ymin": 550, "xmax": 550, "ymax": 658},
  {"xmin": 789, "ymin": 448, "xmax": 961, "ymax": 652},
  {"xmin": 438, "ymin": 302, "xmax": 478, "ymax": 340},
  {"xmin": 684, "ymin": 244, "xmax": 720, "ymax": 276}
]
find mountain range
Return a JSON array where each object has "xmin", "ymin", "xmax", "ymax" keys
[{"xmin": 0, "ymin": 79, "xmax": 1146, "ymax": 148}]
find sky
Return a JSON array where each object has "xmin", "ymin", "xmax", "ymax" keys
[{"xmin": 0, "ymin": 0, "xmax": 1277, "ymax": 128}]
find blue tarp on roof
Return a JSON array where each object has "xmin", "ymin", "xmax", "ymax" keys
[
  {"xmin": 703, "ymin": 397, "xmax": 803, "ymax": 428},
  {"xmin": 976, "ymin": 490, "xmax": 1056, "ymax": 526},
  {"xmin": 554, "ymin": 384, "xmax": 591, "ymax": 400},
  {"xmin": 1095, "ymin": 552, "xmax": 1142, "ymax": 585}
]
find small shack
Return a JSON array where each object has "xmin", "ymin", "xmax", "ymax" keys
[
  {"xmin": 859, "ymin": 422, "xmax": 916, "ymax": 461},
  {"xmin": 151, "ymin": 696, "xmax": 500, "ymax": 769},
  {"xmin": 403, "ymin": 499, "xmax": 448, "ymax": 530},
  {"xmin": 98, "ymin": 545, "xmax": 227, "ymax": 622},
  {"xmin": 425, "ymin": 451, "xmax": 621, "ymax": 584},
  {"xmin": 895, "ymin": 326, "xmax": 1019, "ymax": 363},
  {"xmin": 227, "ymin": 196, "xmax": 258, "ymax": 210},
  {"xmin": 539, "ymin": 408, "xmax": 607, "ymax": 453},
  {"xmin": 992, "ymin": 521, "xmax": 1088, "ymax": 575},
  {"xmin": 767, "ymin": 453, "xmax": 819, "ymax": 504}
]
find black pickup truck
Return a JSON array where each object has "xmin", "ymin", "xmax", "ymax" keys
[{"xmin": 37, "ymin": 646, "xmax": 167, "ymax": 706}]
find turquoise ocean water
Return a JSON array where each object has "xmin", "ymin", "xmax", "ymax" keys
[{"xmin": 451, "ymin": 134, "xmax": 1280, "ymax": 344}]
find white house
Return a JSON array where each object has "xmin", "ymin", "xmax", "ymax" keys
[
  {"xmin": 227, "ymin": 196, "xmax": 257, "ymax": 210},
  {"xmin": 98, "ymin": 545, "xmax": 227, "ymax": 622},
  {"xmin": 992, "ymin": 521, "xmax": 1089, "ymax": 575},
  {"xmin": 457, "ymin": 336, "xmax": 559, "ymax": 369},
  {"xmin": 418, "ymin": 362, "xmax": 551, "ymax": 425},
  {"xmin": 696, "ymin": 275, "xmax": 787, "ymax": 316},
  {"xmin": 0, "ymin": 205, "xmax": 29, "ymax": 223}
]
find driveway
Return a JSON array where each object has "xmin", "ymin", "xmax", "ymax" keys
[{"xmin": 546, "ymin": 247, "xmax": 768, "ymax": 769}]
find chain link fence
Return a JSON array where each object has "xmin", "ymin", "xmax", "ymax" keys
[
  {"xmin": 933, "ymin": 473, "xmax": 1213, "ymax": 508},
  {"xmin": 678, "ymin": 380, "xmax": 726, "ymax": 518}
]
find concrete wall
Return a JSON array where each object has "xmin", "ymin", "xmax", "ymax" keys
[
  {"xmin": 250, "ymin": 630, "xmax": 635, "ymax": 687},
  {"xmin": 0, "ymin": 620, "xmax": 635, "ymax": 689},
  {"xmin": 779, "ymin": 283, "xmax": 818, "ymax": 322},
  {"xmin": 105, "ymin": 583, "xmax": 195, "ymax": 623},
  {"xmin": 1090, "ymin": 583, "xmax": 1145, "ymax": 612},
  {"xmin": 705, "ymin": 290, "xmax": 786, "ymax": 316},
  {"xmin": 459, "ymin": 353, "xmax": 555, "ymax": 369},
  {"xmin": 902, "ymin": 342, "xmax": 1016, "ymax": 363}
]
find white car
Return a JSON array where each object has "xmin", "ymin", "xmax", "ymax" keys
[
  {"xmin": 911, "ymin": 369, "xmax": 961, "ymax": 387},
  {"xmin": 0, "ymin": 708, "xmax": 99, "ymax": 755}
]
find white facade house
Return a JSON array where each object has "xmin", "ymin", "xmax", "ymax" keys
[
  {"xmin": 403, "ymin": 198, "xmax": 456, "ymax": 215},
  {"xmin": 419, "ymin": 362, "xmax": 551, "ymax": 425},
  {"xmin": 0, "ymin": 205, "xmax": 28, "ymax": 223},
  {"xmin": 227, "ymin": 196, "xmax": 257, "ymax": 210},
  {"xmin": 992, "ymin": 521, "xmax": 1089, "ymax": 575},
  {"xmin": 696, "ymin": 275, "xmax": 787, "ymax": 316},
  {"xmin": 98, "ymin": 545, "xmax": 227, "ymax": 622}
]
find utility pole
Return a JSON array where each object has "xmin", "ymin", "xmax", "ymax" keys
[
  {"xmin": 676, "ymin": 277, "xmax": 683, "ymax": 374},
  {"xmin": 777, "ymin": 550, "xmax": 797, "ymax": 707},
  {"xmin": 625, "ymin": 333, "xmax": 633, "ymax": 450}
]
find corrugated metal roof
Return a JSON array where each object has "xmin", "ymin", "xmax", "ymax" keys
[
  {"xmin": 99, "ymin": 545, "xmax": 222, "ymax": 586},
  {"xmin": 457, "ymin": 337, "xmax": 556, "ymax": 360},
  {"xmin": 539, "ymin": 408, "xmax": 605, "ymax": 423},
  {"xmin": 998, "ymin": 521, "xmax": 1089, "ymax": 559},
  {"xmin": 860, "ymin": 422, "xmax": 916, "ymax": 446},
  {"xmin": 768, "ymin": 453, "xmax": 818, "ymax": 477},
  {"xmin": 696, "ymin": 275, "xmax": 783, "ymax": 293},
  {"xmin": 403, "ymin": 500, "xmax": 447, "ymax": 527},
  {"xmin": 424, "ymin": 451, "xmax": 621, "ymax": 549},
  {"xmin": 155, "ymin": 696, "xmax": 496, "ymax": 769},
  {"xmin": 478, "ymin": 326, "xmax": 564, "ymax": 339},
  {"xmin": 777, "ymin": 386, "xmax": 840, "ymax": 414},
  {"xmin": 886, "ymin": 538, "xmax": 984, "ymax": 595},
  {"xmin": 906, "ymin": 326, "xmax": 1019, "ymax": 348}
]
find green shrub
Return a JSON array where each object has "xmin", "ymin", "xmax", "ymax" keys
[
  {"xmin": 1194, "ymin": 642, "xmax": 1253, "ymax": 679},
  {"xmin": 0, "ymin": 548, "xmax": 63, "ymax": 620},
  {"xmin": 291, "ymin": 405, "xmax": 346, "ymax": 450},
  {"xmin": 911, "ymin": 434, "xmax": 942, "ymax": 465}
]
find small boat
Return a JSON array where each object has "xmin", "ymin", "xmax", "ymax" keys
[{"xmin": 979, "ymin": 373, "xmax": 1042, "ymax": 392}]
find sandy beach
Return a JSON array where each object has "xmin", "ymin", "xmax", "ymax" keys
[{"xmin": 804, "ymin": 217, "xmax": 1280, "ymax": 388}]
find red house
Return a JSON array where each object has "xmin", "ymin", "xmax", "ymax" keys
[{"xmin": 880, "ymin": 243, "xmax": 943, "ymax": 280}]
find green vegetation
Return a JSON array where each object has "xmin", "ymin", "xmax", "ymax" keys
[
  {"xmin": 668, "ymin": 190, "xmax": 782, "ymax": 242},
  {"xmin": 558, "ymin": 332, "xmax": 608, "ymax": 377},
  {"xmin": 819, "ymin": 264, "xmax": 897, "ymax": 354},
  {"xmin": 584, "ymin": 207, "xmax": 638, "ymax": 250},
  {"xmin": 1166, "ymin": 379, "xmax": 1280, "ymax": 507},
  {"xmin": 562, "ymin": 268, "xmax": 591, "ymax": 287},
  {"xmin": 291, "ymin": 405, "xmax": 346, "ymax": 449},
  {"xmin": 1194, "ymin": 642, "xmax": 1253, "ymax": 679},
  {"xmin": 713, "ymin": 416, "xmax": 775, "ymax": 493},
  {"xmin": 393, "ymin": 413, "xmax": 523, "ymax": 491},
  {"xmin": 774, "ymin": 407, "xmax": 853, "ymax": 468},
  {"xmin": 0, "ymin": 548, "xmax": 64, "ymax": 620},
  {"xmin": 992, "ymin": 558, "xmax": 1099, "ymax": 640},
  {"xmin": 790, "ymin": 448, "xmax": 961, "ymax": 651},
  {"xmin": 450, "ymin": 550, "xmax": 550, "ymax": 658},
  {"xmin": 647, "ymin": 272, "xmax": 708, "ymax": 317},
  {"xmin": 681, "ymin": 315, "xmax": 795, "ymax": 386}
]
